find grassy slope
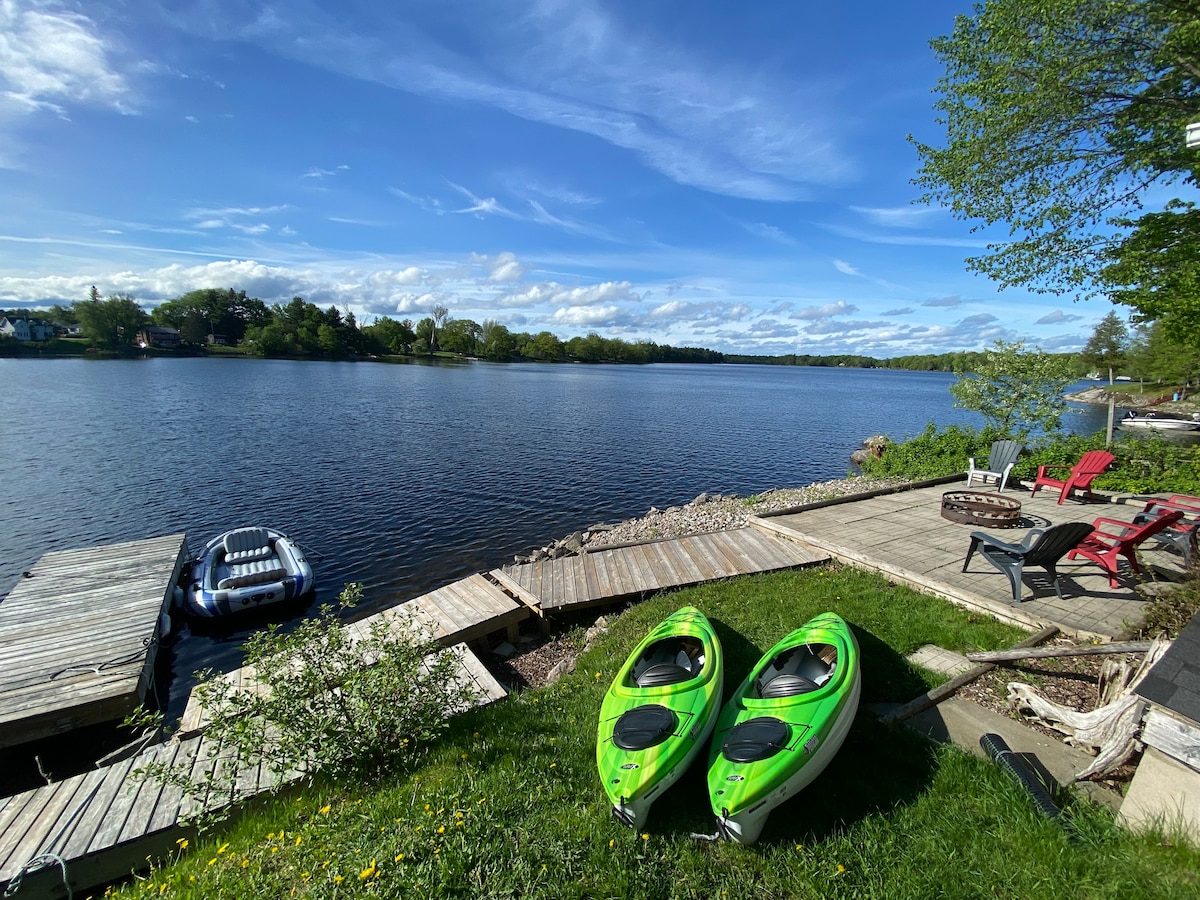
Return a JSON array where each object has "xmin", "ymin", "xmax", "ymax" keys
[{"xmin": 118, "ymin": 565, "xmax": 1199, "ymax": 899}]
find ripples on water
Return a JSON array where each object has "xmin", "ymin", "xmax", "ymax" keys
[{"xmin": 0, "ymin": 358, "xmax": 1110, "ymax": 725}]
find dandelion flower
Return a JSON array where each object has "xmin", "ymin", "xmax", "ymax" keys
[
  {"xmin": 175, "ymin": 838, "xmax": 188, "ymax": 849},
  {"xmin": 217, "ymin": 843, "xmax": 229, "ymax": 855},
  {"xmin": 394, "ymin": 853, "xmax": 404, "ymax": 862},
  {"xmin": 295, "ymin": 836, "xmax": 302, "ymax": 846},
  {"xmin": 319, "ymin": 804, "xmax": 332, "ymax": 815},
  {"xmin": 641, "ymin": 833, "xmax": 649, "ymax": 841}
]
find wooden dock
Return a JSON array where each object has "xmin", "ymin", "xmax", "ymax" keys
[
  {"xmin": 495, "ymin": 526, "xmax": 827, "ymax": 614},
  {"xmin": 0, "ymin": 534, "xmax": 188, "ymax": 750},
  {"xmin": 0, "ymin": 645, "xmax": 505, "ymax": 897},
  {"xmin": 1, "ymin": 525, "xmax": 825, "ymax": 897}
]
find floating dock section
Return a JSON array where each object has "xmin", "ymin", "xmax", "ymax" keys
[{"xmin": 0, "ymin": 534, "xmax": 188, "ymax": 750}]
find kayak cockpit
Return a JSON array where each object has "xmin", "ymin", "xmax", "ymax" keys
[
  {"xmin": 754, "ymin": 643, "xmax": 837, "ymax": 698},
  {"xmin": 629, "ymin": 637, "xmax": 705, "ymax": 688}
]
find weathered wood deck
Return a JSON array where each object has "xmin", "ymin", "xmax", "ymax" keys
[
  {"xmin": 496, "ymin": 526, "xmax": 828, "ymax": 613},
  {"xmin": 0, "ymin": 645, "xmax": 505, "ymax": 896},
  {"xmin": 0, "ymin": 534, "xmax": 188, "ymax": 750}
]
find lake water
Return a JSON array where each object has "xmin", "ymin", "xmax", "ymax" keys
[{"xmin": 0, "ymin": 358, "xmax": 1110, "ymax": 724}]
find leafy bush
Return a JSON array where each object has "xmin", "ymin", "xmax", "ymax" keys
[
  {"xmin": 864, "ymin": 423, "xmax": 1200, "ymax": 496},
  {"xmin": 1136, "ymin": 574, "xmax": 1200, "ymax": 639},
  {"xmin": 858, "ymin": 423, "xmax": 1004, "ymax": 480},
  {"xmin": 136, "ymin": 584, "xmax": 481, "ymax": 822}
]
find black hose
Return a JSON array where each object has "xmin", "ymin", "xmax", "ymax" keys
[{"xmin": 979, "ymin": 733, "xmax": 1061, "ymax": 820}]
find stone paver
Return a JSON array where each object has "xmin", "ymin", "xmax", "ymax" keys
[
  {"xmin": 907, "ymin": 644, "xmax": 973, "ymax": 677},
  {"xmin": 754, "ymin": 479, "xmax": 1188, "ymax": 639}
]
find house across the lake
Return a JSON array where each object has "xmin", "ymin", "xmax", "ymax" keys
[
  {"xmin": 0, "ymin": 316, "xmax": 54, "ymax": 341},
  {"xmin": 137, "ymin": 325, "xmax": 182, "ymax": 349}
]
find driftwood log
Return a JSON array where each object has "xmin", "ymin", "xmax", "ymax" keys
[
  {"xmin": 879, "ymin": 625, "xmax": 1060, "ymax": 724},
  {"xmin": 965, "ymin": 640, "xmax": 1153, "ymax": 664},
  {"xmin": 1006, "ymin": 635, "xmax": 1171, "ymax": 780}
]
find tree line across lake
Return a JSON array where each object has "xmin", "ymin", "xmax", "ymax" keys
[{"xmin": 2, "ymin": 286, "xmax": 1195, "ymax": 388}]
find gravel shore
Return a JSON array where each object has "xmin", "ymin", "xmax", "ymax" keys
[{"xmin": 517, "ymin": 475, "xmax": 909, "ymax": 562}]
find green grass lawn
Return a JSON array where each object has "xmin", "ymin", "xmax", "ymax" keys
[{"xmin": 115, "ymin": 565, "xmax": 1199, "ymax": 899}]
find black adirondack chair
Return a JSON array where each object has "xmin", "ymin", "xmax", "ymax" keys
[{"xmin": 962, "ymin": 522, "xmax": 1095, "ymax": 602}]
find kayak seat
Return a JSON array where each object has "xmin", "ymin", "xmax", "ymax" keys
[
  {"xmin": 636, "ymin": 663, "xmax": 693, "ymax": 688},
  {"xmin": 721, "ymin": 717, "xmax": 791, "ymax": 763},
  {"xmin": 758, "ymin": 674, "xmax": 819, "ymax": 698},
  {"xmin": 612, "ymin": 704, "xmax": 678, "ymax": 750}
]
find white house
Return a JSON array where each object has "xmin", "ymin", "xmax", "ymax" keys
[{"xmin": 0, "ymin": 316, "xmax": 54, "ymax": 341}]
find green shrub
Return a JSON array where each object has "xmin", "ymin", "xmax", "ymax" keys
[
  {"xmin": 858, "ymin": 423, "xmax": 1004, "ymax": 480},
  {"xmin": 136, "ymin": 584, "xmax": 481, "ymax": 823},
  {"xmin": 865, "ymin": 423, "xmax": 1200, "ymax": 496}
]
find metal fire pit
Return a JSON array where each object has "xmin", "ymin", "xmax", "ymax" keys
[{"xmin": 941, "ymin": 491, "xmax": 1022, "ymax": 528}]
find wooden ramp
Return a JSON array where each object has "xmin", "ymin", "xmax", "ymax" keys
[
  {"xmin": 0, "ymin": 645, "xmax": 505, "ymax": 898},
  {"xmin": 381, "ymin": 572, "xmax": 530, "ymax": 644},
  {"xmin": 0, "ymin": 534, "xmax": 188, "ymax": 750},
  {"xmin": 494, "ymin": 526, "xmax": 828, "ymax": 614}
]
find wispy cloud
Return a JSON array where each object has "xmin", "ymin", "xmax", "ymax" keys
[
  {"xmin": 303, "ymin": 165, "xmax": 351, "ymax": 179},
  {"xmin": 740, "ymin": 221, "xmax": 796, "ymax": 245},
  {"xmin": 448, "ymin": 182, "xmax": 517, "ymax": 218},
  {"xmin": 1035, "ymin": 309, "xmax": 1084, "ymax": 324},
  {"xmin": 923, "ymin": 295, "xmax": 963, "ymax": 308},
  {"xmin": 851, "ymin": 205, "xmax": 941, "ymax": 229},
  {"xmin": 178, "ymin": 0, "xmax": 853, "ymax": 201}
]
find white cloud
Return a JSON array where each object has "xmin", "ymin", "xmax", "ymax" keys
[
  {"xmin": 498, "ymin": 280, "xmax": 640, "ymax": 309},
  {"xmin": 793, "ymin": 300, "xmax": 857, "ymax": 321},
  {"xmin": 833, "ymin": 259, "xmax": 860, "ymax": 276},
  {"xmin": 0, "ymin": 2, "xmax": 134, "ymax": 120},
  {"xmin": 551, "ymin": 304, "xmax": 627, "ymax": 327},
  {"xmin": 469, "ymin": 251, "xmax": 524, "ymax": 283},
  {"xmin": 923, "ymin": 295, "xmax": 963, "ymax": 308}
]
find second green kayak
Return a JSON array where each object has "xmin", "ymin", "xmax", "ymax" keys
[{"xmin": 706, "ymin": 612, "xmax": 860, "ymax": 844}]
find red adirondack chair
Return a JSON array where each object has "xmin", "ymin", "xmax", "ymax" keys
[
  {"xmin": 1067, "ymin": 510, "xmax": 1185, "ymax": 587},
  {"xmin": 1029, "ymin": 450, "xmax": 1115, "ymax": 504}
]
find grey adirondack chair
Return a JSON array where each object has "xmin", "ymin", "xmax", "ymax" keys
[
  {"xmin": 962, "ymin": 522, "xmax": 1095, "ymax": 602},
  {"xmin": 966, "ymin": 440, "xmax": 1024, "ymax": 492}
]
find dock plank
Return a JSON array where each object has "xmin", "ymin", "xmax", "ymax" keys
[
  {"xmin": 0, "ymin": 534, "xmax": 187, "ymax": 749},
  {"xmin": 501, "ymin": 527, "xmax": 829, "ymax": 614}
]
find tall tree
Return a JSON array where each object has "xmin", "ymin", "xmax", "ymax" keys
[
  {"xmin": 1081, "ymin": 311, "xmax": 1130, "ymax": 383},
  {"xmin": 912, "ymin": 1, "xmax": 1200, "ymax": 317},
  {"xmin": 428, "ymin": 304, "xmax": 449, "ymax": 354},
  {"xmin": 74, "ymin": 293, "xmax": 147, "ymax": 349}
]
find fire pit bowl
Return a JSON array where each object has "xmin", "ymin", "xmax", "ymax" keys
[{"xmin": 941, "ymin": 491, "xmax": 1022, "ymax": 528}]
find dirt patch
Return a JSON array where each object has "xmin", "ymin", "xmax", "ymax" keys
[{"xmin": 955, "ymin": 641, "xmax": 1146, "ymax": 789}]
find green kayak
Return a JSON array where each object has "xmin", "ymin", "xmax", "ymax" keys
[
  {"xmin": 596, "ymin": 606, "xmax": 724, "ymax": 829},
  {"xmin": 707, "ymin": 612, "xmax": 860, "ymax": 844}
]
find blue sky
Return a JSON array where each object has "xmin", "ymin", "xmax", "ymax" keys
[{"xmin": 0, "ymin": 0, "xmax": 1120, "ymax": 355}]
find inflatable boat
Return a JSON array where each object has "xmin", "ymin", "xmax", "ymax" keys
[{"xmin": 184, "ymin": 526, "xmax": 314, "ymax": 618}]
